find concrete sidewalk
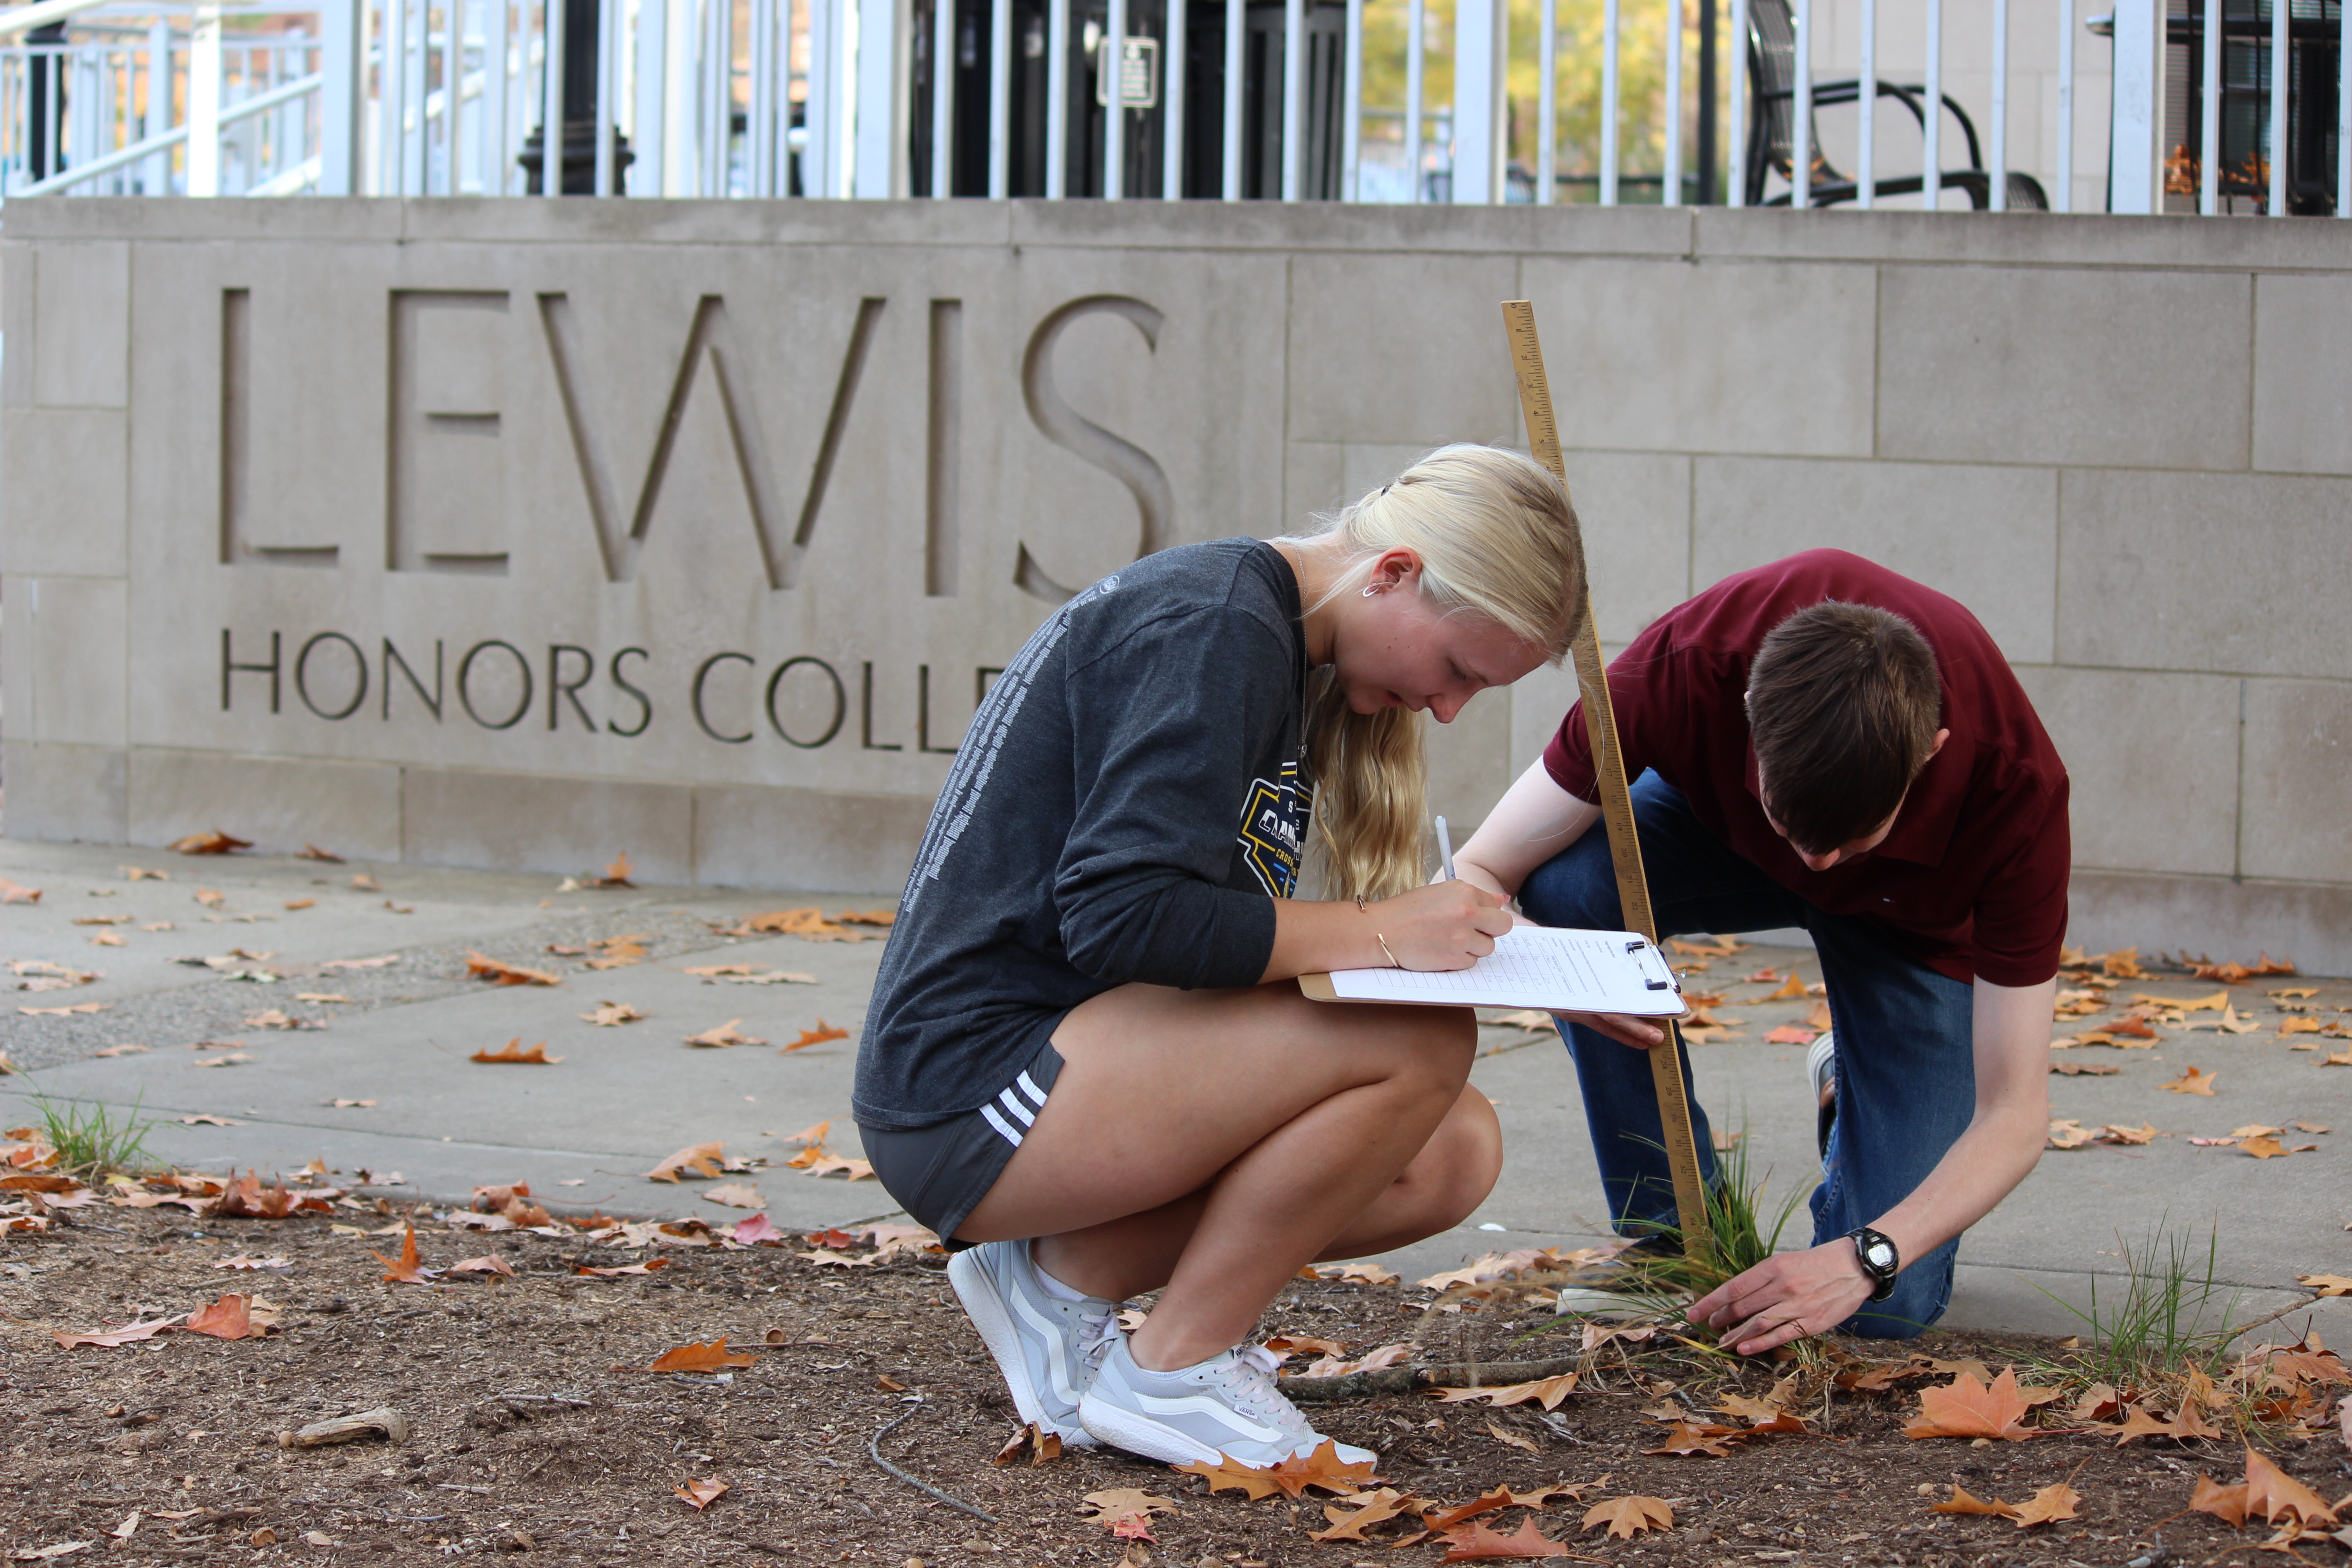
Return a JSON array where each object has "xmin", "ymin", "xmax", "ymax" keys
[{"xmin": 5, "ymin": 837, "xmax": 2348, "ymax": 1343}]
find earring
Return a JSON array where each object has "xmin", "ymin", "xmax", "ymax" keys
[{"xmin": 1362, "ymin": 584, "xmax": 1381, "ymax": 598}]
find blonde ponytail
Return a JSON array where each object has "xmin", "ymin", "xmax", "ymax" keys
[{"xmin": 1294, "ymin": 445, "xmax": 1588, "ymax": 902}]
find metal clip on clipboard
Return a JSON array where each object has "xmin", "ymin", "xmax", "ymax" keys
[{"xmin": 1626, "ymin": 939, "xmax": 1681, "ymax": 995}]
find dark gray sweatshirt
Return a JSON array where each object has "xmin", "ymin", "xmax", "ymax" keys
[{"xmin": 853, "ymin": 539, "xmax": 1309, "ymax": 1131}]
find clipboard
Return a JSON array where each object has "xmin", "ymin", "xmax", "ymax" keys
[{"xmin": 1299, "ymin": 926, "xmax": 1685, "ymax": 1014}]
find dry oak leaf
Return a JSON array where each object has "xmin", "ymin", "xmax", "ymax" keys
[
  {"xmin": 2009, "ymin": 1483, "xmax": 2084, "ymax": 1528},
  {"xmin": 1174, "ymin": 1439, "xmax": 1377, "ymax": 1500},
  {"xmin": 701, "ymin": 1183, "xmax": 765, "ymax": 1209},
  {"xmin": 644, "ymin": 1142, "xmax": 727, "ymax": 1181},
  {"xmin": 1081, "ymin": 1489, "xmax": 1179, "ymax": 1540},
  {"xmin": 1644, "ymin": 1419, "xmax": 1746, "ymax": 1456},
  {"xmin": 471, "ymin": 1039, "xmax": 561, "ymax": 1064},
  {"xmin": 649, "ymin": 1339, "xmax": 755, "ymax": 1374},
  {"xmin": 576, "ymin": 1258, "xmax": 674, "ymax": 1276},
  {"xmin": 1429, "ymin": 1372, "xmax": 1579, "ymax": 1411},
  {"xmin": 800, "ymin": 1153, "xmax": 874, "ymax": 1181},
  {"xmin": 1930, "ymin": 1484, "xmax": 2020, "ymax": 1518},
  {"xmin": 0, "ymin": 875, "xmax": 43, "ymax": 904},
  {"xmin": 2047, "ymin": 1119, "xmax": 2097, "ymax": 1150},
  {"xmin": 1440, "ymin": 1517, "xmax": 1578, "ymax": 1559},
  {"xmin": 833, "ymin": 908, "xmax": 897, "ymax": 927},
  {"xmin": 1311, "ymin": 1487, "xmax": 1427, "ymax": 1543},
  {"xmin": 2190, "ymin": 1472, "xmax": 2250, "ymax": 1528},
  {"xmin": 673, "ymin": 1477, "xmax": 727, "ymax": 1510},
  {"xmin": 1763, "ymin": 1025, "xmax": 1818, "ymax": 1045},
  {"xmin": 54, "ymin": 1315, "xmax": 183, "ymax": 1349},
  {"xmin": 1756, "ymin": 972, "xmax": 1808, "ymax": 1000},
  {"xmin": 1581, "ymin": 1494, "xmax": 1673, "ymax": 1539},
  {"xmin": 1264, "ymin": 1334, "xmax": 1348, "ymax": 1360},
  {"xmin": 447, "ymin": 1254, "xmax": 516, "ymax": 1279},
  {"xmin": 583, "ymin": 1002, "xmax": 645, "ymax": 1026},
  {"xmin": 1485, "ymin": 1418, "xmax": 1540, "ymax": 1453},
  {"xmin": 463, "ymin": 951, "xmax": 562, "ymax": 987},
  {"xmin": 2245, "ymin": 1446, "xmax": 2339, "ymax": 1526},
  {"xmin": 170, "ymin": 830, "xmax": 251, "ymax": 855},
  {"xmin": 781, "ymin": 1019, "xmax": 851, "ymax": 1053},
  {"xmin": 686, "ymin": 1019, "xmax": 766, "ymax": 1049},
  {"xmin": 186, "ymin": 1293, "xmax": 276, "ymax": 1339},
  {"xmin": 372, "ymin": 1227, "xmax": 432, "ymax": 1284},
  {"xmin": 1901, "ymin": 1367, "xmax": 2051, "ymax": 1441},
  {"xmin": 2298, "ymin": 1275, "xmax": 2352, "ymax": 1297},
  {"xmin": 990, "ymin": 1423, "xmax": 1064, "ymax": 1468},
  {"xmin": 2162, "ymin": 1065, "xmax": 2219, "ymax": 1096}
]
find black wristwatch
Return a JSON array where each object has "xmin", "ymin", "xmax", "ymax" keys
[{"xmin": 1845, "ymin": 1226, "xmax": 1900, "ymax": 1302}]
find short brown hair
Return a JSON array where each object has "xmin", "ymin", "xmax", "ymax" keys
[{"xmin": 1746, "ymin": 601, "xmax": 1942, "ymax": 854}]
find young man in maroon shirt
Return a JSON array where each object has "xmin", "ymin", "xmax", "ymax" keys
[{"xmin": 1455, "ymin": 549, "xmax": 2068, "ymax": 1353}]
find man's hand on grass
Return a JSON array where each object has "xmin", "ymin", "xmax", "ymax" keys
[{"xmin": 1687, "ymin": 1242, "xmax": 1877, "ymax": 1356}]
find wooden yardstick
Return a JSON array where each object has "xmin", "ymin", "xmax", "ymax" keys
[{"xmin": 1500, "ymin": 299, "xmax": 1713, "ymax": 1260}]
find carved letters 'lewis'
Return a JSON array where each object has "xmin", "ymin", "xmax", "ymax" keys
[{"xmin": 216, "ymin": 287, "xmax": 1173, "ymax": 600}]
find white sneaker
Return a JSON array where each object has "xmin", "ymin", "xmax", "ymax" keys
[
  {"xmin": 1079, "ymin": 1336, "xmax": 1379, "ymax": 1468},
  {"xmin": 947, "ymin": 1240, "xmax": 1119, "ymax": 1446}
]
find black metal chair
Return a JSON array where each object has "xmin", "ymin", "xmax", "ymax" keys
[{"xmin": 1744, "ymin": 0, "xmax": 2048, "ymax": 210}]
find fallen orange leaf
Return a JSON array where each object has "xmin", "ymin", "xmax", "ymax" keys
[
  {"xmin": 1929, "ymin": 1484, "xmax": 2020, "ymax": 1518},
  {"xmin": 1428, "ymin": 1372, "xmax": 1579, "ymax": 1411},
  {"xmin": 54, "ymin": 1316, "xmax": 183, "ymax": 1349},
  {"xmin": 470, "ymin": 1039, "xmax": 562, "ymax": 1064},
  {"xmin": 1901, "ymin": 1367, "xmax": 2050, "ymax": 1441},
  {"xmin": 2189, "ymin": 1473, "xmax": 2249, "ymax": 1528},
  {"xmin": 464, "ymin": 951, "xmax": 562, "ymax": 987},
  {"xmin": 1441, "ymin": 1515, "xmax": 1574, "ymax": 1558},
  {"xmin": 673, "ymin": 1477, "xmax": 727, "ymax": 1510},
  {"xmin": 1580, "ymin": 1494, "xmax": 1673, "ymax": 1539},
  {"xmin": 781, "ymin": 1020, "xmax": 851, "ymax": 1052},
  {"xmin": 649, "ymin": 1339, "xmax": 755, "ymax": 1374},
  {"xmin": 184, "ymin": 1294, "xmax": 261, "ymax": 1340},
  {"xmin": 1310, "ymin": 1487, "xmax": 1426, "ymax": 1543},
  {"xmin": 2008, "ymin": 1483, "xmax": 2082, "ymax": 1529},
  {"xmin": 2162, "ymin": 1065, "xmax": 2218, "ymax": 1096},
  {"xmin": 643, "ymin": 1142, "xmax": 726, "ymax": 1181},
  {"xmin": 2245, "ymin": 1446, "xmax": 2338, "ymax": 1526},
  {"xmin": 169, "ymin": 830, "xmax": 251, "ymax": 855},
  {"xmin": 371, "ymin": 1226, "xmax": 431, "ymax": 1284},
  {"xmin": 447, "ymin": 1254, "xmax": 516, "ymax": 1279}
]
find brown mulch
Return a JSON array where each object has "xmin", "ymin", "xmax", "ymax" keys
[{"xmin": 2, "ymin": 1204, "xmax": 2345, "ymax": 1566}]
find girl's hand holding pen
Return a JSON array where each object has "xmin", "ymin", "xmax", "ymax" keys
[{"xmin": 1364, "ymin": 881, "xmax": 1514, "ymax": 970}]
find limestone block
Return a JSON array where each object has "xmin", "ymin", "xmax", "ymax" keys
[
  {"xmin": 1518, "ymin": 256, "xmax": 1877, "ymax": 459},
  {"xmin": 1285, "ymin": 252, "xmax": 1523, "ymax": 446},
  {"xmin": 1693, "ymin": 456, "xmax": 2057, "ymax": 663},
  {"xmin": 19, "ymin": 575, "xmax": 127, "ymax": 747},
  {"xmin": 1507, "ymin": 662, "xmax": 1585, "ymax": 780},
  {"xmin": 31, "ymin": 240, "xmax": 128, "ymax": 408},
  {"xmin": 2238, "ymin": 678, "xmax": 2352, "ymax": 885},
  {"xmin": 1, "ymin": 409, "xmax": 127, "ymax": 576},
  {"xmin": 1424, "ymin": 684, "xmax": 1514, "ymax": 837},
  {"xmin": 400, "ymin": 767, "xmax": 694, "ymax": 883},
  {"xmin": 1877, "ymin": 265, "xmax": 2249, "ymax": 470},
  {"xmin": 126, "ymin": 748, "xmax": 403, "ymax": 861},
  {"xmin": 1284, "ymin": 442, "xmax": 1346, "ymax": 533},
  {"xmin": 0, "ymin": 739, "xmax": 127, "ymax": 843},
  {"xmin": 692, "ymin": 782, "xmax": 936, "ymax": 894},
  {"xmin": 1561, "ymin": 450, "xmax": 1692, "ymax": 647},
  {"xmin": 2, "ymin": 247, "xmax": 32, "ymax": 408},
  {"xmin": 2252, "ymin": 273, "xmax": 2352, "ymax": 475},
  {"xmin": 2068, "ymin": 870, "xmax": 2352, "ymax": 985},
  {"xmin": 2056, "ymin": 469, "xmax": 2352, "ymax": 681},
  {"xmin": 2011, "ymin": 666, "xmax": 2239, "ymax": 877}
]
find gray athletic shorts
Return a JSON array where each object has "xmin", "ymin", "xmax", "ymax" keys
[{"xmin": 861, "ymin": 1042, "xmax": 1063, "ymax": 1248}]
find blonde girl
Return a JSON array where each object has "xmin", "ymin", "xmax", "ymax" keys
[{"xmin": 853, "ymin": 444, "xmax": 1587, "ymax": 1467}]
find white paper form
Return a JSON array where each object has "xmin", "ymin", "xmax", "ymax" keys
[{"xmin": 1313, "ymin": 926, "xmax": 1686, "ymax": 1014}]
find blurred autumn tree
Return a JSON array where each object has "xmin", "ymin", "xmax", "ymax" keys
[{"xmin": 1358, "ymin": 0, "xmax": 1712, "ymax": 200}]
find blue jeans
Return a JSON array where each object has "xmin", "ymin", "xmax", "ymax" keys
[{"xmin": 1517, "ymin": 773, "xmax": 1975, "ymax": 1338}]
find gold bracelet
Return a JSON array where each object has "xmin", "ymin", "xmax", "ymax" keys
[{"xmin": 1376, "ymin": 933, "xmax": 1400, "ymax": 967}]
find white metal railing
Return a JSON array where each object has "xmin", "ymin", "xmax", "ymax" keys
[{"xmin": 0, "ymin": 0, "xmax": 2343, "ymax": 215}]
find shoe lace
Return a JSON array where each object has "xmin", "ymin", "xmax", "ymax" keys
[
  {"xmin": 1077, "ymin": 1307, "xmax": 1121, "ymax": 1371},
  {"xmin": 1215, "ymin": 1345, "xmax": 1314, "ymax": 1437}
]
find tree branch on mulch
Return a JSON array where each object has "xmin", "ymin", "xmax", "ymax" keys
[
  {"xmin": 866, "ymin": 1403, "xmax": 999, "ymax": 1523},
  {"xmin": 1283, "ymin": 1356, "xmax": 1584, "ymax": 1404}
]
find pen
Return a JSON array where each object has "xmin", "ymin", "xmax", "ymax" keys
[{"xmin": 1436, "ymin": 815, "xmax": 1455, "ymax": 881}]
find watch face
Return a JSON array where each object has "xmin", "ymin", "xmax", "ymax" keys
[{"xmin": 1862, "ymin": 1238, "xmax": 1897, "ymax": 1271}]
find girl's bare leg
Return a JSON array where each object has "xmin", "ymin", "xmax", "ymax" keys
[{"xmin": 956, "ymin": 980, "xmax": 1498, "ymax": 1371}]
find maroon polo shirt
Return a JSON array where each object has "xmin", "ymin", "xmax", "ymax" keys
[{"xmin": 1542, "ymin": 549, "xmax": 2070, "ymax": 989}]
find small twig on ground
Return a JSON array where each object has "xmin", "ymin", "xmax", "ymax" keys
[
  {"xmin": 865, "ymin": 1402, "xmax": 997, "ymax": 1523},
  {"xmin": 2218, "ymin": 1294, "xmax": 2323, "ymax": 1347},
  {"xmin": 1284, "ymin": 1355, "xmax": 1584, "ymax": 1404}
]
